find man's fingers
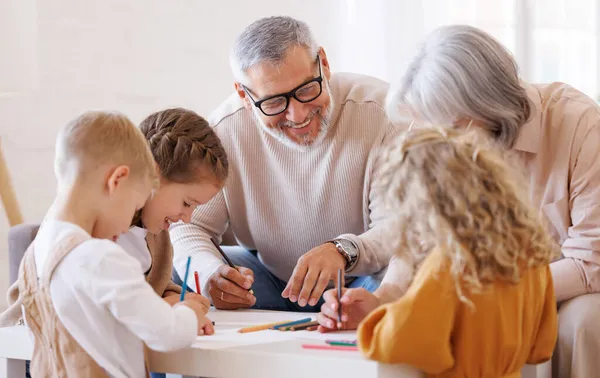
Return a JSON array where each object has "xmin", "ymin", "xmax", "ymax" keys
[
  {"xmin": 219, "ymin": 265, "xmax": 251, "ymax": 289},
  {"xmin": 308, "ymin": 273, "xmax": 331, "ymax": 307},
  {"xmin": 218, "ymin": 290, "xmax": 256, "ymax": 305},
  {"xmin": 236, "ymin": 266, "xmax": 255, "ymax": 287},
  {"xmin": 298, "ymin": 269, "xmax": 319, "ymax": 307},
  {"xmin": 216, "ymin": 278, "xmax": 255, "ymax": 302},
  {"xmin": 283, "ymin": 262, "xmax": 308, "ymax": 302}
]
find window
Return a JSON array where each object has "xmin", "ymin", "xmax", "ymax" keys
[{"xmin": 336, "ymin": 0, "xmax": 599, "ymax": 100}]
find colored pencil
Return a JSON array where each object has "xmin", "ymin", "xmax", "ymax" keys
[
  {"xmin": 272, "ymin": 318, "xmax": 313, "ymax": 330},
  {"xmin": 326, "ymin": 339, "xmax": 357, "ymax": 345},
  {"xmin": 210, "ymin": 237, "xmax": 254, "ymax": 295},
  {"xmin": 302, "ymin": 344, "xmax": 358, "ymax": 352},
  {"xmin": 337, "ymin": 269, "xmax": 342, "ymax": 326},
  {"xmin": 237, "ymin": 320, "xmax": 293, "ymax": 333},
  {"xmin": 179, "ymin": 256, "xmax": 191, "ymax": 302},
  {"xmin": 290, "ymin": 320, "xmax": 320, "ymax": 331},
  {"xmin": 194, "ymin": 271, "xmax": 201, "ymax": 294},
  {"xmin": 327, "ymin": 341, "xmax": 357, "ymax": 347}
]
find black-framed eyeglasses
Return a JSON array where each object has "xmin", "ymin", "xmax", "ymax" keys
[{"xmin": 243, "ymin": 55, "xmax": 323, "ymax": 116}]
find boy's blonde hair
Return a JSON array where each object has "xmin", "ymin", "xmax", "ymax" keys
[
  {"xmin": 376, "ymin": 126, "xmax": 559, "ymax": 303},
  {"xmin": 54, "ymin": 111, "xmax": 158, "ymax": 187}
]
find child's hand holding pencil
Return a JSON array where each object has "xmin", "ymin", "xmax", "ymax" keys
[
  {"xmin": 177, "ymin": 300, "xmax": 215, "ymax": 336},
  {"xmin": 164, "ymin": 292, "xmax": 210, "ymax": 314},
  {"xmin": 316, "ymin": 287, "xmax": 380, "ymax": 332},
  {"xmin": 178, "ymin": 257, "xmax": 214, "ymax": 335}
]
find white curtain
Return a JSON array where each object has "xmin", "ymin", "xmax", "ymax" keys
[{"xmin": 327, "ymin": 0, "xmax": 598, "ymax": 100}]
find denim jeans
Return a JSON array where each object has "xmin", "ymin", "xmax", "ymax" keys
[{"xmin": 173, "ymin": 247, "xmax": 382, "ymax": 312}]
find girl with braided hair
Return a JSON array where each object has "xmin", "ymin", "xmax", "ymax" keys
[{"xmin": 116, "ymin": 107, "xmax": 228, "ymax": 319}]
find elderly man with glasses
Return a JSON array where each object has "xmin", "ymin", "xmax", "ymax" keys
[{"xmin": 170, "ymin": 16, "xmax": 402, "ymax": 311}]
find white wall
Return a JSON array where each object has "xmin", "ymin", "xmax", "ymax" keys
[
  {"xmin": 0, "ymin": 0, "xmax": 350, "ymax": 310},
  {"xmin": 1, "ymin": 0, "xmax": 596, "ymax": 310}
]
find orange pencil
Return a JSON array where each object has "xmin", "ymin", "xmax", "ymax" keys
[
  {"xmin": 194, "ymin": 271, "xmax": 201, "ymax": 294},
  {"xmin": 237, "ymin": 320, "xmax": 293, "ymax": 333}
]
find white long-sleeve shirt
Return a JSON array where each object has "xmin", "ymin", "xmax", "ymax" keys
[
  {"xmin": 170, "ymin": 72, "xmax": 405, "ymax": 297},
  {"xmin": 32, "ymin": 220, "xmax": 197, "ymax": 378}
]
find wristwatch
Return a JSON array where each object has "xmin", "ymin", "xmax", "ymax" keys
[{"xmin": 327, "ymin": 238, "xmax": 359, "ymax": 272}]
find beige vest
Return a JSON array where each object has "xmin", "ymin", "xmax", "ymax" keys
[
  {"xmin": 19, "ymin": 233, "xmax": 109, "ymax": 377},
  {"xmin": 0, "ymin": 229, "xmax": 181, "ymax": 327}
]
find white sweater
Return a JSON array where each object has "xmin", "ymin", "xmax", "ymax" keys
[{"xmin": 170, "ymin": 73, "xmax": 405, "ymax": 296}]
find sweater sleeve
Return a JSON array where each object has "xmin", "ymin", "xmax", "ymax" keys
[
  {"xmin": 337, "ymin": 121, "xmax": 407, "ymax": 275},
  {"xmin": 169, "ymin": 190, "xmax": 230, "ymax": 300},
  {"xmin": 357, "ymin": 251, "xmax": 457, "ymax": 374}
]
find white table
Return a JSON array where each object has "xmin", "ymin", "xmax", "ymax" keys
[{"xmin": 0, "ymin": 310, "xmax": 551, "ymax": 378}]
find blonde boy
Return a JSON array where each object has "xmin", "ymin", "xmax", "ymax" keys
[{"xmin": 17, "ymin": 112, "xmax": 211, "ymax": 377}]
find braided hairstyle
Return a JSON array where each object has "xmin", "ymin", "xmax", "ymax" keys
[{"xmin": 139, "ymin": 108, "xmax": 228, "ymax": 184}]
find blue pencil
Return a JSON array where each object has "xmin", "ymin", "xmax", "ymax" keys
[
  {"xmin": 180, "ymin": 256, "xmax": 191, "ymax": 302},
  {"xmin": 272, "ymin": 318, "xmax": 312, "ymax": 330}
]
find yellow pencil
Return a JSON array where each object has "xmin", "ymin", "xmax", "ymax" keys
[{"xmin": 237, "ymin": 320, "xmax": 293, "ymax": 333}]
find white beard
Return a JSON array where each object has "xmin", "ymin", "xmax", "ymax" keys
[{"xmin": 252, "ymin": 79, "xmax": 335, "ymax": 151}]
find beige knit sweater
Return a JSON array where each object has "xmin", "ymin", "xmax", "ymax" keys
[{"xmin": 170, "ymin": 72, "xmax": 406, "ymax": 295}]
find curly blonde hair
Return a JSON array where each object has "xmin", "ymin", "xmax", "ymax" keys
[{"xmin": 376, "ymin": 126, "xmax": 559, "ymax": 304}]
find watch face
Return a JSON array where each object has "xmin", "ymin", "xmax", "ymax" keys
[{"xmin": 337, "ymin": 239, "xmax": 358, "ymax": 256}]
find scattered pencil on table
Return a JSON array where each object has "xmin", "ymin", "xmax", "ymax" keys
[
  {"xmin": 194, "ymin": 271, "xmax": 201, "ymax": 294},
  {"xmin": 210, "ymin": 237, "xmax": 254, "ymax": 295},
  {"xmin": 237, "ymin": 320, "xmax": 293, "ymax": 333},
  {"xmin": 289, "ymin": 320, "xmax": 319, "ymax": 331},
  {"xmin": 337, "ymin": 268, "xmax": 342, "ymax": 328},
  {"xmin": 179, "ymin": 256, "xmax": 191, "ymax": 302},
  {"xmin": 326, "ymin": 340, "xmax": 357, "ymax": 347},
  {"xmin": 326, "ymin": 339, "xmax": 357, "ymax": 344},
  {"xmin": 272, "ymin": 318, "xmax": 312, "ymax": 330},
  {"xmin": 302, "ymin": 344, "xmax": 358, "ymax": 352}
]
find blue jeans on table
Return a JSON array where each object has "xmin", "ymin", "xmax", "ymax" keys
[{"xmin": 172, "ymin": 247, "xmax": 382, "ymax": 312}]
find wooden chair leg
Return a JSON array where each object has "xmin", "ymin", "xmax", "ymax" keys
[{"xmin": 0, "ymin": 138, "xmax": 23, "ymax": 226}]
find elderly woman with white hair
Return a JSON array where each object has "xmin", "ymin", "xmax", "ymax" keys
[{"xmin": 318, "ymin": 25, "xmax": 600, "ymax": 377}]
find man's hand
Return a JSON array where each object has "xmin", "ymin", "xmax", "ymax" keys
[
  {"xmin": 317, "ymin": 287, "xmax": 380, "ymax": 331},
  {"xmin": 208, "ymin": 265, "xmax": 256, "ymax": 310},
  {"xmin": 282, "ymin": 243, "xmax": 346, "ymax": 307}
]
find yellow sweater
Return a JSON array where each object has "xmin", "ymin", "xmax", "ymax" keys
[{"xmin": 357, "ymin": 249, "xmax": 557, "ymax": 378}]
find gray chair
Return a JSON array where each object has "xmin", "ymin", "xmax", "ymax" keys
[{"xmin": 8, "ymin": 223, "xmax": 39, "ymax": 285}]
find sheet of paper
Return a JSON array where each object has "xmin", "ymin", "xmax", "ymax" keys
[
  {"xmin": 287, "ymin": 329, "xmax": 357, "ymax": 342},
  {"xmin": 195, "ymin": 309, "xmax": 357, "ymax": 349},
  {"xmin": 193, "ymin": 328, "xmax": 295, "ymax": 349},
  {"xmin": 206, "ymin": 308, "xmax": 316, "ymax": 326}
]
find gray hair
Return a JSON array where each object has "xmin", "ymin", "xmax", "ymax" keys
[
  {"xmin": 230, "ymin": 16, "xmax": 319, "ymax": 86},
  {"xmin": 388, "ymin": 25, "xmax": 531, "ymax": 148}
]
